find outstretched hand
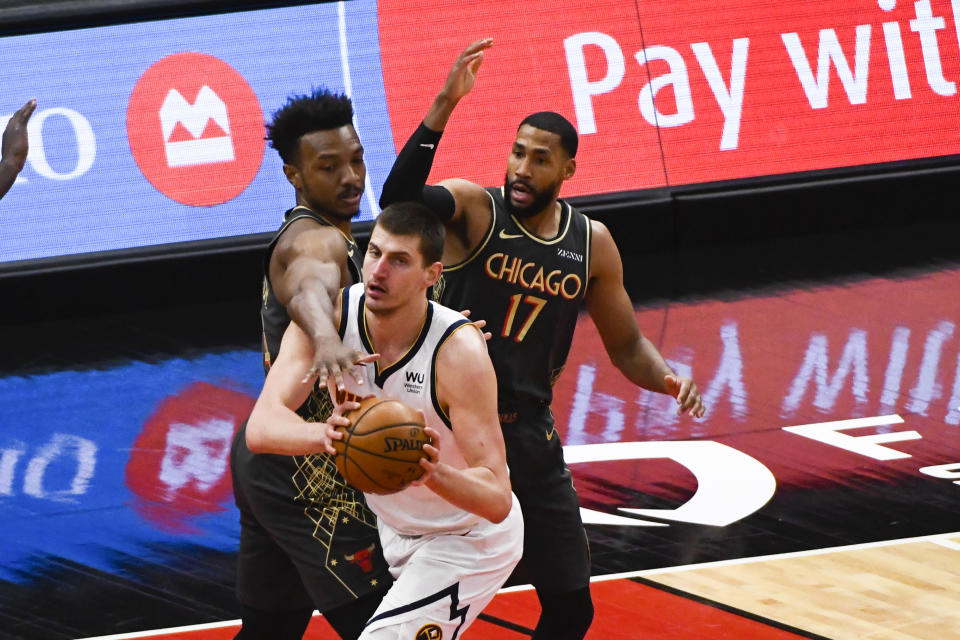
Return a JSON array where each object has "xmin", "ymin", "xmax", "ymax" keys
[
  {"xmin": 440, "ymin": 38, "xmax": 493, "ymax": 104},
  {"xmin": 301, "ymin": 335, "xmax": 379, "ymax": 396},
  {"xmin": 2, "ymin": 99, "xmax": 36, "ymax": 172},
  {"xmin": 664, "ymin": 374, "xmax": 706, "ymax": 418}
]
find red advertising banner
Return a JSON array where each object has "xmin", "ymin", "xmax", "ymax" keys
[{"xmin": 378, "ymin": 0, "xmax": 960, "ymax": 195}]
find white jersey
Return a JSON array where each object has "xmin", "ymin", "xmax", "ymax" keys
[{"xmin": 338, "ymin": 283, "xmax": 481, "ymax": 535}]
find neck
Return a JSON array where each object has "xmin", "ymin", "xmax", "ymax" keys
[
  {"xmin": 294, "ymin": 200, "xmax": 354, "ymax": 238},
  {"xmin": 364, "ymin": 298, "xmax": 429, "ymax": 366},
  {"xmin": 516, "ymin": 200, "xmax": 562, "ymax": 238}
]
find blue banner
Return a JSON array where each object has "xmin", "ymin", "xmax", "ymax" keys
[
  {"xmin": 0, "ymin": 351, "xmax": 262, "ymax": 581},
  {"xmin": 0, "ymin": 1, "xmax": 392, "ymax": 264}
]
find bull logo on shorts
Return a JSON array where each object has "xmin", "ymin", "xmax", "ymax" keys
[
  {"xmin": 344, "ymin": 543, "xmax": 377, "ymax": 572},
  {"xmin": 415, "ymin": 623, "xmax": 442, "ymax": 640}
]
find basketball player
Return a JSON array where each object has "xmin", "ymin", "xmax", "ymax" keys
[
  {"xmin": 1, "ymin": 98, "xmax": 36, "ymax": 200},
  {"xmin": 229, "ymin": 88, "xmax": 390, "ymax": 640},
  {"xmin": 378, "ymin": 39, "xmax": 706, "ymax": 640},
  {"xmin": 246, "ymin": 201, "xmax": 523, "ymax": 639}
]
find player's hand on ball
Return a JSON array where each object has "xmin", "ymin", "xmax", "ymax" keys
[
  {"xmin": 322, "ymin": 398, "xmax": 360, "ymax": 455},
  {"xmin": 664, "ymin": 374, "xmax": 706, "ymax": 418},
  {"xmin": 414, "ymin": 424, "xmax": 441, "ymax": 486},
  {"xmin": 333, "ymin": 398, "xmax": 429, "ymax": 494}
]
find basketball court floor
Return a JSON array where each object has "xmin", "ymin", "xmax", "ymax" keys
[{"xmin": 2, "ymin": 239, "xmax": 960, "ymax": 639}]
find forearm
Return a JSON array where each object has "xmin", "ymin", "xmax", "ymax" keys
[
  {"xmin": 246, "ymin": 405, "xmax": 332, "ymax": 455},
  {"xmin": 423, "ymin": 93, "xmax": 458, "ymax": 132},
  {"xmin": 613, "ymin": 336, "xmax": 676, "ymax": 394},
  {"xmin": 286, "ymin": 283, "xmax": 340, "ymax": 346},
  {"xmin": 425, "ymin": 464, "xmax": 512, "ymax": 524},
  {"xmin": 378, "ymin": 96, "xmax": 456, "ymax": 217}
]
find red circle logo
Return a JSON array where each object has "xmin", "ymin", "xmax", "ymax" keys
[{"xmin": 127, "ymin": 52, "xmax": 265, "ymax": 207}]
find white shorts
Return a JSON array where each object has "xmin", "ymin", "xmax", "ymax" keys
[{"xmin": 359, "ymin": 494, "xmax": 523, "ymax": 639}]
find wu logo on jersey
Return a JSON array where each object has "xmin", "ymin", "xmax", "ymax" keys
[{"xmin": 404, "ymin": 370, "xmax": 425, "ymax": 394}]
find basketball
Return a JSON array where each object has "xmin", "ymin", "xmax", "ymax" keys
[{"xmin": 332, "ymin": 396, "xmax": 430, "ymax": 495}]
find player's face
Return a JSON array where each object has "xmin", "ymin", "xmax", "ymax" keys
[
  {"xmin": 504, "ymin": 125, "xmax": 573, "ymax": 219},
  {"xmin": 362, "ymin": 227, "xmax": 439, "ymax": 315},
  {"xmin": 286, "ymin": 125, "xmax": 365, "ymax": 220}
]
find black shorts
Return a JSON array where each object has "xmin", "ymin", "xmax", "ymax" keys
[
  {"xmin": 500, "ymin": 404, "xmax": 591, "ymax": 592},
  {"xmin": 230, "ymin": 421, "xmax": 391, "ymax": 612}
]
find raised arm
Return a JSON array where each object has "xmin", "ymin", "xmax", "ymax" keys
[
  {"xmin": 0, "ymin": 99, "xmax": 36, "ymax": 201},
  {"xmin": 378, "ymin": 39, "xmax": 495, "ymax": 257},
  {"xmin": 585, "ymin": 221, "xmax": 705, "ymax": 417},
  {"xmin": 422, "ymin": 324, "xmax": 513, "ymax": 523},
  {"xmin": 246, "ymin": 319, "xmax": 355, "ymax": 455},
  {"xmin": 379, "ymin": 39, "xmax": 492, "ymax": 214},
  {"xmin": 269, "ymin": 220, "xmax": 366, "ymax": 387}
]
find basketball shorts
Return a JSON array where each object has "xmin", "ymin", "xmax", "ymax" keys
[
  {"xmin": 231, "ymin": 420, "xmax": 392, "ymax": 613},
  {"xmin": 359, "ymin": 494, "xmax": 523, "ymax": 639},
  {"xmin": 500, "ymin": 403, "xmax": 591, "ymax": 592}
]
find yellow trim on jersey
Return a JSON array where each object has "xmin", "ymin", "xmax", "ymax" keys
[
  {"xmin": 289, "ymin": 205, "xmax": 357, "ymax": 246},
  {"xmin": 431, "ymin": 320, "xmax": 482, "ymax": 426},
  {"xmin": 362, "ymin": 298, "xmax": 431, "ymax": 377},
  {"xmin": 583, "ymin": 214, "xmax": 593, "ymax": 298},
  {"xmin": 509, "ymin": 196, "xmax": 573, "ymax": 246}
]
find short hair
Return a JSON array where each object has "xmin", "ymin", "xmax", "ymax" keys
[
  {"xmin": 374, "ymin": 202, "xmax": 445, "ymax": 266},
  {"xmin": 266, "ymin": 87, "xmax": 354, "ymax": 165},
  {"xmin": 519, "ymin": 111, "xmax": 578, "ymax": 158}
]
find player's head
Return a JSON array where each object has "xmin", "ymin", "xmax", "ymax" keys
[
  {"xmin": 373, "ymin": 201, "xmax": 445, "ymax": 266},
  {"xmin": 267, "ymin": 88, "xmax": 365, "ymax": 220},
  {"xmin": 503, "ymin": 112, "xmax": 578, "ymax": 219},
  {"xmin": 363, "ymin": 202, "xmax": 445, "ymax": 314}
]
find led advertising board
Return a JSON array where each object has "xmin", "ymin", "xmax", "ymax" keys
[
  {"xmin": 379, "ymin": 0, "xmax": 960, "ymax": 191},
  {"xmin": 0, "ymin": 1, "xmax": 392, "ymax": 266},
  {"xmin": 1, "ymin": 0, "xmax": 958, "ymax": 267}
]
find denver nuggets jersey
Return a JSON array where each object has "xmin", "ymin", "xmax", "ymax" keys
[
  {"xmin": 261, "ymin": 205, "xmax": 362, "ymax": 384},
  {"xmin": 437, "ymin": 187, "xmax": 591, "ymax": 405},
  {"xmin": 337, "ymin": 283, "xmax": 481, "ymax": 535}
]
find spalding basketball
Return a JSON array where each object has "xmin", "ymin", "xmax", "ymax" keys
[{"xmin": 332, "ymin": 396, "xmax": 430, "ymax": 495}]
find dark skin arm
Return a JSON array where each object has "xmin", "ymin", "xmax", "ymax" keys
[
  {"xmin": 0, "ymin": 99, "xmax": 36, "ymax": 200},
  {"xmin": 413, "ymin": 39, "xmax": 496, "ymax": 263},
  {"xmin": 585, "ymin": 221, "xmax": 705, "ymax": 417},
  {"xmin": 399, "ymin": 38, "xmax": 705, "ymax": 416},
  {"xmin": 269, "ymin": 218, "xmax": 367, "ymax": 389}
]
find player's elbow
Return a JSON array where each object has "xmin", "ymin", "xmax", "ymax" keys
[
  {"xmin": 486, "ymin": 505, "xmax": 510, "ymax": 525},
  {"xmin": 244, "ymin": 407, "xmax": 270, "ymax": 453},
  {"xmin": 484, "ymin": 489, "xmax": 513, "ymax": 524}
]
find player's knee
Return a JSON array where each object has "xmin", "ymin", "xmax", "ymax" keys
[{"xmin": 533, "ymin": 586, "xmax": 594, "ymax": 640}]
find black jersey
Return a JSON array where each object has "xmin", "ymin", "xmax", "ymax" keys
[
  {"xmin": 233, "ymin": 206, "xmax": 389, "ymax": 610},
  {"xmin": 261, "ymin": 205, "xmax": 362, "ymax": 382},
  {"xmin": 437, "ymin": 187, "xmax": 591, "ymax": 405}
]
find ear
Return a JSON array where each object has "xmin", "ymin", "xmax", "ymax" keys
[
  {"xmin": 424, "ymin": 261, "xmax": 443, "ymax": 288},
  {"xmin": 562, "ymin": 157, "xmax": 576, "ymax": 181},
  {"xmin": 283, "ymin": 163, "xmax": 302, "ymax": 190}
]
